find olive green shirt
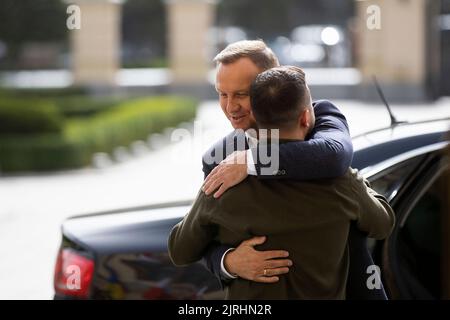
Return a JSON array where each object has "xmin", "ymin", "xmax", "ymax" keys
[{"xmin": 168, "ymin": 168, "xmax": 395, "ymax": 299}]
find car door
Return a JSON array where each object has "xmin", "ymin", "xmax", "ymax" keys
[{"xmin": 367, "ymin": 145, "xmax": 449, "ymax": 299}]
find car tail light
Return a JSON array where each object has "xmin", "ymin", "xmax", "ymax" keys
[{"xmin": 54, "ymin": 248, "xmax": 94, "ymax": 299}]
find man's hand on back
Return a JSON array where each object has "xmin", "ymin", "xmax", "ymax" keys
[
  {"xmin": 224, "ymin": 236, "xmax": 292, "ymax": 283},
  {"xmin": 202, "ymin": 150, "xmax": 248, "ymax": 198}
]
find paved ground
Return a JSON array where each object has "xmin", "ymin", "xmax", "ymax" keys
[{"xmin": 0, "ymin": 98, "xmax": 449, "ymax": 299}]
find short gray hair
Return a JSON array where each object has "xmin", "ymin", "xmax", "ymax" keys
[{"xmin": 213, "ymin": 40, "xmax": 280, "ymax": 71}]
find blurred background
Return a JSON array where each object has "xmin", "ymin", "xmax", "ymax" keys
[{"xmin": 0, "ymin": 0, "xmax": 449, "ymax": 299}]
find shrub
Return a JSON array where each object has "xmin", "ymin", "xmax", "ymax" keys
[
  {"xmin": 52, "ymin": 96, "xmax": 125, "ymax": 118},
  {"xmin": 0, "ymin": 98, "xmax": 63, "ymax": 134},
  {"xmin": 0, "ymin": 87, "xmax": 88, "ymax": 98},
  {"xmin": 66, "ymin": 96, "xmax": 197, "ymax": 153},
  {"xmin": 0, "ymin": 96, "xmax": 197, "ymax": 172},
  {"xmin": 0, "ymin": 89, "xmax": 122, "ymax": 118},
  {"xmin": 0, "ymin": 134, "xmax": 90, "ymax": 172}
]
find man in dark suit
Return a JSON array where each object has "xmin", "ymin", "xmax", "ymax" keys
[{"xmin": 168, "ymin": 66, "xmax": 395, "ymax": 299}]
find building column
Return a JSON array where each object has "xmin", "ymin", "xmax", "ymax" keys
[
  {"xmin": 355, "ymin": 0, "xmax": 440, "ymax": 101},
  {"xmin": 70, "ymin": 0, "xmax": 123, "ymax": 86},
  {"xmin": 165, "ymin": 0, "xmax": 217, "ymax": 86}
]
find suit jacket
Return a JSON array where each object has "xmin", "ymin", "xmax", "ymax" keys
[{"xmin": 169, "ymin": 167, "xmax": 395, "ymax": 299}]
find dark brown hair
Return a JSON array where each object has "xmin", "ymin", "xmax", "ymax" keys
[
  {"xmin": 213, "ymin": 40, "xmax": 280, "ymax": 71},
  {"xmin": 250, "ymin": 66, "xmax": 310, "ymax": 130}
]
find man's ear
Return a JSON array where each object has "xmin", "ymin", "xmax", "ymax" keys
[{"xmin": 299, "ymin": 109, "xmax": 310, "ymax": 128}]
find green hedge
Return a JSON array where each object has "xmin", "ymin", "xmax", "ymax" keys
[
  {"xmin": 0, "ymin": 96, "xmax": 197, "ymax": 172},
  {"xmin": 0, "ymin": 134, "xmax": 90, "ymax": 172},
  {"xmin": 0, "ymin": 89, "xmax": 122, "ymax": 118},
  {"xmin": 0, "ymin": 98, "xmax": 63, "ymax": 134},
  {"xmin": 0, "ymin": 87, "xmax": 88, "ymax": 98},
  {"xmin": 67, "ymin": 97, "xmax": 197, "ymax": 153},
  {"xmin": 52, "ymin": 96, "xmax": 125, "ymax": 118}
]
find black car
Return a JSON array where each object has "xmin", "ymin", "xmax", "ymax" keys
[{"xmin": 53, "ymin": 117, "xmax": 450, "ymax": 300}]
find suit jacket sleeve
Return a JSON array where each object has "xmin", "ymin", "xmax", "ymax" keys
[
  {"xmin": 350, "ymin": 170, "xmax": 396, "ymax": 240},
  {"xmin": 201, "ymin": 132, "xmax": 246, "ymax": 283},
  {"xmin": 168, "ymin": 190, "xmax": 217, "ymax": 266},
  {"xmin": 202, "ymin": 130, "xmax": 249, "ymax": 178},
  {"xmin": 253, "ymin": 100, "xmax": 354, "ymax": 180}
]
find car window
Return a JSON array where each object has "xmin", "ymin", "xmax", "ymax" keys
[
  {"xmin": 365, "ymin": 155, "xmax": 426, "ymax": 254},
  {"xmin": 368, "ymin": 155, "xmax": 425, "ymax": 202},
  {"xmin": 394, "ymin": 166, "xmax": 448, "ymax": 299}
]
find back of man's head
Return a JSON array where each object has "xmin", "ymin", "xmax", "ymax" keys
[
  {"xmin": 213, "ymin": 40, "xmax": 280, "ymax": 71},
  {"xmin": 250, "ymin": 66, "xmax": 312, "ymax": 131}
]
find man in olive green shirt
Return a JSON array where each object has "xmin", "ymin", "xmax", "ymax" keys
[{"xmin": 168, "ymin": 66, "xmax": 395, "ymax": 299}]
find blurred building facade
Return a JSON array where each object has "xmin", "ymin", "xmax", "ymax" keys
[
  {"xmin": 70, "ymin": 0, "xmax": 123, "ymax": 86},
  {"xmin": 0, "ymin": 0, "xmax": 449, "ymax": 101},
  {"xmin": 355, "ymin": 0, "xmax": 444, "ymax": 102}
]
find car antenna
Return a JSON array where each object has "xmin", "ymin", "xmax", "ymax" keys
[{"xmin": 372, "ymin": 75, "xmax": 406, "ymax": 127}]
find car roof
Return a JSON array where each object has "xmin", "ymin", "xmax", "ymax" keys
[{"xmin": 351, "ymin": 117, "xmax": 449, "ymax": 170}]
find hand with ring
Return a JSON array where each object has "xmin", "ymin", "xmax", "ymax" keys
[{"xmin": 223, "ymin": 236, "xmax": 292, "ymax": 283}]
